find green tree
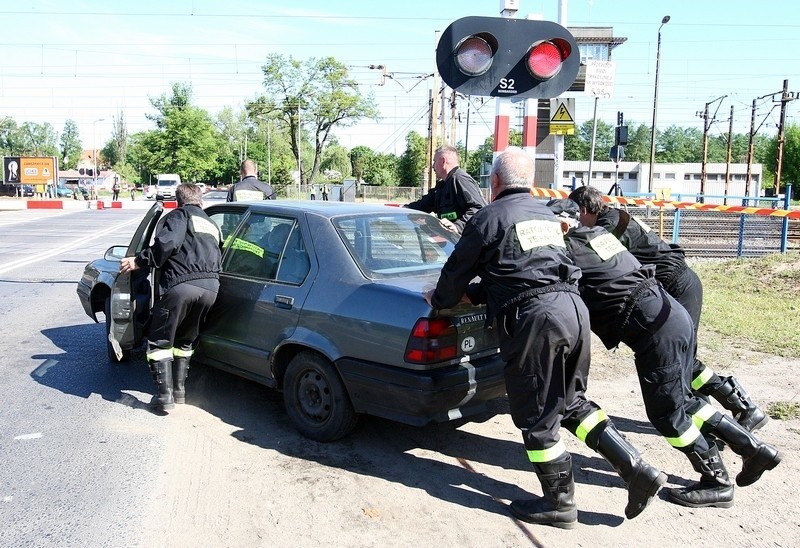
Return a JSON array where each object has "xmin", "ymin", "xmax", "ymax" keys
[
  {"xmin": 17, "ymin": 122, "xmax": 59, "ymax": 157},
  {"xmin": 364, "ymin": 152, "xmax": 399, "ymax": 186},
  {"xmin": 398, "ymin": 131, "xmax": 428, "ymax": 187},
  {"xmin": 564, "ymin": 119, "xmax": 614, "ymax": 161},
  {"xmin": 101, "ymin": 110, "xmax": 129, "ymax": 167},
  {"xmin": 251, "ymin": 54, "xmax": 378, "ymax": 186},
  {"xmin": 59, "ymin": 119, "xmax": 82, "ymax": 169},
  {"xmin": 320, "ymin": 142, "xmax": 352, "ymax": 182},
  {"xmin": 764, "ymin": 123, "xmax": 800, "ymax": 197},
  {"xmin": 350, "ymin": 146, "xmax": 374, "ymax": 183},
  {"xmin": 143, "ymin": 82, "xmax": 220, "ymax": 181}
]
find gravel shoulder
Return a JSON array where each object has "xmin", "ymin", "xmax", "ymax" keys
[{"xmin": 138, "ymin": 330, "xmax": 800, "ymax": 547}]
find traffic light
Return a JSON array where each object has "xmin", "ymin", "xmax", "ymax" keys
[{"xmin": 436, "ymin": 16, "xmax": 580, "ymax": 100}]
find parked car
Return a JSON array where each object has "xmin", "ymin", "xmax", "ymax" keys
[
  {"xmin": 144, "ymin": 185, "xmax": 156, "ymax": 199},
  {"xmin": 201, "ymin": 189, "xmax": 228, "ymax": 204},
  {"xmin": 22, "ymin": 185, "xmax": 34, "ymax": 197},
  {"xmin": 77, "ymin": 201, "xmax": 504, "ymax": 441},
  {"xmin": 55, "ymin": 186, "xmax": 73, "ymax": 198}
]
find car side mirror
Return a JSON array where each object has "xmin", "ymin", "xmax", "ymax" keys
[{"xmin": 104, "ymin": 245, "xmax": 128, "ymax": 261}]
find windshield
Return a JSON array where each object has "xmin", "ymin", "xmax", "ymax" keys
[
  {"xmin": 158, "ymin": 180, "xmax": 177, "ymax": 187},
  {"xmin": 333, "ymin": 212, "xmax": 457, "ymax": 279}
]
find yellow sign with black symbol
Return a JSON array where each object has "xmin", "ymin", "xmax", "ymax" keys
[{"xmin": 549, "ymin": 98, "xmax": 575, "ymax": 135}]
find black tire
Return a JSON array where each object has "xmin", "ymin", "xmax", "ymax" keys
[
  {"xmin": 105, "ymin": 298, "xmax": 131, "ymax": 363},
  {"xmin": 283, "ymin": 351, "xmax": 358, "ymax": 442}
]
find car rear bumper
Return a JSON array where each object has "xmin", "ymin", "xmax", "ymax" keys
[{"xmin": 336, "ymin": 354, "xmax": 506, "ymax": 426}]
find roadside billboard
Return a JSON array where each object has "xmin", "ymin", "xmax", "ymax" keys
[{"xmin": 3, "ymin": 156, "xmax": 58, "ymax": 185}]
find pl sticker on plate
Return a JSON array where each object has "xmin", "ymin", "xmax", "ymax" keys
[{"xmin": 461, "ymin": 336, "xmax": 476, "ymax": 353}]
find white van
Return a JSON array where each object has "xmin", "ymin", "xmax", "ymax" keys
[{"xmin": 155, "ymin": 174, "xmax": 181, "ymax": 200}]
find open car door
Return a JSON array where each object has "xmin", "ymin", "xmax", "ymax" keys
[{"xmin": 107, "ymin": 202, "xmax": 165, "ymax": 362}]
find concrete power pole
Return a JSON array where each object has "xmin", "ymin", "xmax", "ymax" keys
[
  {"xmin": 724, "ymin": 104, "xmax": 734, "ymax": 204},
  {"xmin": 745, "ymin": 99, "xmax": 756, "ymax": 200},
  {"xmin": 697, "ymin": 95, "xmax": 726, "ymax": 202},
  {"xmin": 774, "ymin": 79, "xmax": 791, "ymax": 196}
]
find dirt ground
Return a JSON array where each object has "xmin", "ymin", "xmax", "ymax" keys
[{"xmin": 139, "ymin": 330, "xmax": 799, "ymax": 548}]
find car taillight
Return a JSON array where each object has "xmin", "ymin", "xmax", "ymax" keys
[{"xmin": 405, "ymin": 317, "xmax": 459, "ymax": 364}]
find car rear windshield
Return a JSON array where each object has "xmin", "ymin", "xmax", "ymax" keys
[{"xmin": 333, "ymin": 212, "xmax": 458, "ymax": 278}]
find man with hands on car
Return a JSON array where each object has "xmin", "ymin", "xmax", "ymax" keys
[
  {"xmin": 424, "ymin": 147, "xmax": 665, "ymax": 529},
  {"xmin": 119, "ymin": 183, "xmax": 222, "ymax": 411}
]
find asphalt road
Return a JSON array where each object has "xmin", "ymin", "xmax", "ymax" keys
[{"xmin": 0, "ymin": 207, "xmax": 162, "ymax": 547}]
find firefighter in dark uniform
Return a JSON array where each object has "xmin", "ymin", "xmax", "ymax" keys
[
  {"xmin": 568, "ymin": 185, "xmax": 767, "ymax": 433},
  {"xmin": 227, "ymin": 158, "xmax": 275, "ymax": 202},
  {"xmin": 120, "ymin": 183, "xmax": 222, "ymax": 411},
  {"xmin": 424, "ymin": 148, "xmax": 665, "ymax": 529},
  {"xmin": 547, "ymin": 199, "xmax": 782, "ymax": 508},
  {"xmin": 405, "ymin": 144, "xmax": 486, "ymax": 234}
]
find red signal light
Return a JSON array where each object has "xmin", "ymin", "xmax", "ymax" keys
[{"xmin": 526, "ymin": 39, "xmax": 571, "ymax": 80}]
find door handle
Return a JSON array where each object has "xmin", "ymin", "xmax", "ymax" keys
[{"xmin": 274, "ymin": 295, "xmax": 294, "ymax": 308}]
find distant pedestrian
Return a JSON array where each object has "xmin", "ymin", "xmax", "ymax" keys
[
  {"xmin": 112, "ymin": 179, "xmax": 120, "ymax": 200},
  {"xmin": 310, "ymin": 186, "xmax": 316, "ymax": 200},
  {"xmin": 131, "ymin": 186, "xmax": 136, "ymax": 201},
  {"xmin": 322, "ymin": 184, "xmax": 329, "ymax": 201}
]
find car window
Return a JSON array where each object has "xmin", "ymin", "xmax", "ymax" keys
[
  {"xmin": 216, "ymin": 213, "xmax": 305, "ymax": 282},
  {"xmin": 334, "ymin": 213, "xmax": 457, "ymax": 278},
  {"xmin": 208, "ymin": 211, "xmax": 246, "ymax": 244},
  {"xmin": 276, "ymin": 225, "xmax": 310, "ymax": 284}
]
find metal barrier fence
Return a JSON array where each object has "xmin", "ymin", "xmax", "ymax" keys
[
  {"xmin": 293, "ymin": 185, "xmax": 799, "ymax": 258},
  {"xmin": 605, "ymin": 206, "xmax": 800, "ymax": 258}
]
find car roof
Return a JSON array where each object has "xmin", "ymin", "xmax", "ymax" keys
[{"xmin": 214, "ymin": 200, "xmax": 409, "ymax": 218}]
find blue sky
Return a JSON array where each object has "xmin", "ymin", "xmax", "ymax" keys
[{"xmin": 2, "ymin": 0, "xmax": 799, "ymax": 156}]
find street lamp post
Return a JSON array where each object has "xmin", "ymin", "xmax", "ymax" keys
[
  {"xmin": 648, "ymin": 15, "xmax": 670, "ymax": 194},
  {"xmin": 92, "ymin": 118, "xmax": 104, "ymax": 188}
]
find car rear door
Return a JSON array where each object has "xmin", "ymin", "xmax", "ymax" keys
[
  {"xmin": 201, "ymin": 210, "xmax": 315, "ymax": 384},
  {"xmin": 107, "ymin": 203, "xmax": 164, "ymax": 359}
]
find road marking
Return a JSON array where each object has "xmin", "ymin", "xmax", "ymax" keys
[
  {"xmin": 14, "ymin": 432, "xmax": 43, "ymax": 440},
  {"xmin": 0, "ymin": 216, "xmax": 143, "ymax": 275}
]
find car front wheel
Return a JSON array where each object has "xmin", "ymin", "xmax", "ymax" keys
[
  {"xmin": 105, "ymin": 298, "xmax": 131, "ymax": 363},
  {"xmin": 283, "ymin": 351, "xmax": 357, "ymax": 442}
]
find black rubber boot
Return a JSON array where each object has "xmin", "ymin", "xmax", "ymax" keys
[
  {"xmin": 509, "ymin": 454, "xmax": 578, "ymax": 529},
  {"xmin": 594, "ymin": 424, "xmax": 667, "ymax": 519},
  {"xmin": 708, "ymin": 376, "xmax": 769, "ymax": 432},
  {"xmin": 710, "ymin": 414, "xmax": 782, "ymax": 487},
  {"xmin": 668, "ymin": 446, "xmax": 734, "ymax": 508},
  {"xmin": 149, "ymin": 359, "xmax": 175, "ymax": 411},
  {"xmin": 173, "ymin": 357, "xmax": 189, "ymax": 404}
]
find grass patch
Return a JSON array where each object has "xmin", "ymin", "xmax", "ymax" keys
[
  {"xmin": 692, "ymin": 253, "xmax": 800, "ymax": 358},
  {"xmin": 767, "ymin": 401, "xmax": 800, "ymax": 421}
]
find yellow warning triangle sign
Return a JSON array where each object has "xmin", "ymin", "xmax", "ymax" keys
[{"xmin": 552, "ymin": 103, "xmax": 573, "ymax": 122}]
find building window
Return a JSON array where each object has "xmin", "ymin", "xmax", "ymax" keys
[
  {"xmin": 578, "ymin": 44, "xmax": 610, "ymax": 63},
  {"xmin": 603, "ymin": 172, "xmax": 611, "ymax": 179},
  {"xmin": 684, "ymin": 174, "xmax": 692, "ymax": 180},
  {"xmin": 665, "ymin": 173, "xmax": 676, "ymax": 180},
  {"xmin": 628, "ymin": 173, "xmax": 637, "ymax": 180}
]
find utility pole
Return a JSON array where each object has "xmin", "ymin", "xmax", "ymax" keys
[
  {"xmin": 774, "ymin": 79, "xmax": 794, "ymax": 197},
  {"xmin": 745, "ymin": 99, "xmax": 756, "ymax": 201},
  {"xmin": 697, "ymin": 95, "xmax": 726, "ymax": 202},
  {"xmin": 724, "ymin": 104, "xmax": 734, "ymax": 205},
  {"xmin": 449, "ymin": 89, "xmax": 458, "ymax": 145}
]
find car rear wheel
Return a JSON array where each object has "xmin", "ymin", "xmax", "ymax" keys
[
  {"xmin": 283, "ymin": 351, "xmax": 357, "ymax": 442},
  {"xmin": 105, "ymin": 298, "xmax": 131, "ymax": 363}
]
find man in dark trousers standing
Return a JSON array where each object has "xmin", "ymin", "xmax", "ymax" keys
[
  {"xmin": 547, "ymin": 198, "xmax": 781, "ymax": 509},
  {"xmin": 227, "ymin": 159, "xmax": 275, "ymax": 202},
  {"xmin": 119, "ymin": 183, "xmax": 222, "ymax": 411},
  {"xmin": 568, "ymin": 185, "xmax": 767, "ymax": 434},
  {"xmin": 406, "ymin": 144, "xmax": 486, "ymax": 234},
  {"xmin": 424, "ymin": 147, "xmax": 665, "ymax": 528}
]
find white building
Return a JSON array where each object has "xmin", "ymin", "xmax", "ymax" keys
[{"xmin": 558, "ymin": 161, "xmax": 764, "ymax": 204}]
